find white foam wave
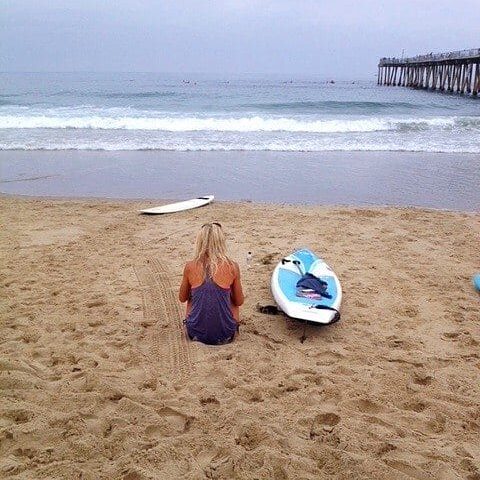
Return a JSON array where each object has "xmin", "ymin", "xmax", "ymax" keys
[
  {"xmin": 1, "ymin": 139, "xmax": 478, "ymax": 154},
  {"xmin": 0, "ymin": 114, "xmax": 466, "ymax": 133}
]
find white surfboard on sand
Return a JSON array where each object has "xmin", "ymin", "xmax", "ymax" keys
[{"xmin": 140, "ymin": 195, "xmax": 214, "ymax": 214}]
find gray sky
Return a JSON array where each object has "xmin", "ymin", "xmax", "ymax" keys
[{"xmin": 1, "ymin": 0, "xmax": 479, "ymax": 78}]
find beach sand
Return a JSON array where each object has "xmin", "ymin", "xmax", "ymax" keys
[{"xmin": 1, "ymin": 196, "xmax": 479, "ymax": 479}]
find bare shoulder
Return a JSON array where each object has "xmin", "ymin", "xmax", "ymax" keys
[
  {"xmin": 217, "ymin": 260, "xmax": 238, "ymax": 278},
  {"xmin": 184, "ymin": 260, "xmax": 196, "ymax": 273},
  {"xmin": 231, "ymin": 261, "xmax": 241, "ymax": 276}
]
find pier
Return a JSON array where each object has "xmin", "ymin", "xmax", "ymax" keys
[{"xmin": 378, "ymin": 48, "xmax": 480, "ymax": 96}]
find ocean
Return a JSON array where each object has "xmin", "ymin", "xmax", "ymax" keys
[
  {"xmin": 1, "ymin": 72, "xmax": 479, "ymax": 153},
  {"xmin": 1, "ymin": 72, "xmax": 479, "ymax": 210}
]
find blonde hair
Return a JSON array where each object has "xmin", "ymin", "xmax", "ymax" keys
[{"xmin": 194, "ymin": 223, "xmax": 232, "ymax": 276}]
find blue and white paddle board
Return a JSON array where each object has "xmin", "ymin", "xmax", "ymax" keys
[
  {"xmin": 271, "ymin": 249, "xmax": 342, "ymax": 324},
  {"xmin": 473, "ymin": 273, "xmax": 480, "ymax": 292}
]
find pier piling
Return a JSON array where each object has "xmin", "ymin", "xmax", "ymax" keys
[{"xmin": 378, "ymin": 48, "xmax": 480, "ymax": 96}]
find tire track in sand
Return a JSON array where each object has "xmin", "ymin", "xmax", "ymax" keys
[{"xmin": 134, "ymin": 258, "xmax": 194, "ymax": 380}]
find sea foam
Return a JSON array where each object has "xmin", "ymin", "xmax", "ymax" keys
[{"xmin": 0, "ymin": 114, "xmax": 469, "ymax": 132}]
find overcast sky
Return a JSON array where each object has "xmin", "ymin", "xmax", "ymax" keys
[{"xmin": 1, "ymin": 0, "xmax": 478, "ymax": 78}]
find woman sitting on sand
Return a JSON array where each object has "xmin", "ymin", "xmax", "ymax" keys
[{"xmin": 179, "ymin": 222, "xmax": 244, "ymax": 345}]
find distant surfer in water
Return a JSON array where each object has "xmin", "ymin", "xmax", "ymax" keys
[{"xmin": 179, "ymin": 223, "xmax": 244, "ymax": 345}]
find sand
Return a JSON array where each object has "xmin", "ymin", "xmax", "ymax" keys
[{"xmin": 1, "ymin": 196, "xmax": 479, "ymax": 480}]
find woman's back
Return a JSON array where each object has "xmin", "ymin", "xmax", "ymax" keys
[
  {"xmin": 179, "ymin": 223, "xmax": 244, "ymax": 345},
  {"xmin": 187, "ymin": 260, "xmax": 235, "ymax": 290},
  {"xmin": 186, "ymin": 262, "xmax": 238, "ymax": 345}
]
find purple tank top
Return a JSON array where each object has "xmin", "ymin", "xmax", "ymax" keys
[{"xmin": 185, "ymin": 270, "xmax": 237, "ymax": 345}]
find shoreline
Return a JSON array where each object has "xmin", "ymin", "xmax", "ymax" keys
[
  {"xmin": 2, "ymin": 191, "xmax": 479, "ymax": 215},
  {"xmin": 1, "ymin": 195, "xmax": 479, "ymax": 478},
  {"xmin": 1, "ymin": 150, "xmax": 480, "ymax": 212}
]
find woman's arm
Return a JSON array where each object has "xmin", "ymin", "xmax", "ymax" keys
[
  {"xmin": 179, "ymin": 263, "xmax": 191, "ymax": 303},
  {"xmin": 230, "ymin": 262, "xmax": 245, "ymax": 307}
]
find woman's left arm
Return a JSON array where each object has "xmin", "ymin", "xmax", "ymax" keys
[
  {"xmin": 179, "ymin": 263, "xmax": 191, "ymax": 303},
  {"xmin": 230, "ymin": 262, "xmax": 245, "ymax": 307}
]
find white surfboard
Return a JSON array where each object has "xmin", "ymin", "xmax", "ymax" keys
[
  {"xmin": 140, "ymin": 195, "xmax": 214, "ymax": 214},
  {"xmin": 271, "ymin": 248, "xmax": 342, "ymax": 324}
]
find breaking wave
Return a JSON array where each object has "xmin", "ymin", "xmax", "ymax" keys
[{"xmin": 0, "ymin": 114, "xmax": 475, "ymax": 133}]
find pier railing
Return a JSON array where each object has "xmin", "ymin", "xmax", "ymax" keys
[{"xmin": 378, "ymin": 48, "xmax": 480, "ymax": 96}]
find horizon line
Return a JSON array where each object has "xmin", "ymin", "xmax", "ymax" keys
[{"xmin": 0, "ymin": 70, "xmax": 376, "ymax": 79}]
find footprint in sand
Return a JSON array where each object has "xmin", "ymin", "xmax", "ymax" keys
[
  {"xmin": 276, "ymin": 378, "xmax": 301, "ymax": 395},
  {"xmin": 346, "ymin": 398, "xmax": 384, "ymax": 415},
  {"xmin": 138, "ymin": 377, "xmax": 157, "ymax": 391},
  {"xmin": 442, "ymin": 331, "xmax": 460, "ymax": 340},
  {"xmin": 412, "ymin": 371, "xmax": 434, "ymax": 386},
  {"xmin": 310, "ymin": 412, "xmax": 341, "ymax": 439},
  {"xmin": 235, "ymin": 422, "xmax": 268, "ymax": 451},
  {"xmin": 315, "ymin": 351, "xmax": 345, "ymax": 366},
  {"xmin": 202, "ymin": 449, "xmax": 235, "ymax": 479},
  {"xmin": 122, "ymin": 471, "xmax": 142, "ymax": 480},
  {"xmin": 199, "ymin": 395, "xmax": 220, "ymax": 406},
  {"xmin": 402, "ymin": 400, "xmax": 428, "ymax": 413},
  {"xmin": 145, "ymin": 407, "xmax": 192, "ymax": 438},
  {"xmin": 386, "ymin": 335, "xmax": 407, "ymax": 348},
  {"xmin": 442, "ymin": 330, "xmax": 479, "ymax": 347},
  {"xmin": 2, "ymin": 409, "xmax": 33, "ymax": 427},
  {"xmin": 426, "ymin": 412, "xmax": 446, "ymax": 434},
  {"xmin": 384, "ymin": 459, "xmax": 432, "ymax": 480}
]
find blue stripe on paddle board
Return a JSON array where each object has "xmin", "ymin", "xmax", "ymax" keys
[{"xmin": 292, "ymin": 249, "xmax": 318, "ymax": 273}]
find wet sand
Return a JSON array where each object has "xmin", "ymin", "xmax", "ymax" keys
[
  {"xmin": 1, "ymin": 196, "xmax": 479, "ymax": 479},
  {"xmin": 1, "ymin": 150, "xmax": 480, "ymax": 211}
]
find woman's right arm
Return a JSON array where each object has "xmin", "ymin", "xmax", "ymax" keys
[
  {"xmin": 179, "ymin": 263, "xmax": 191, "ymax": 303},
  {"xmin": 230, "ymin": 262, "xmax": 245, "ymax": 307}
]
